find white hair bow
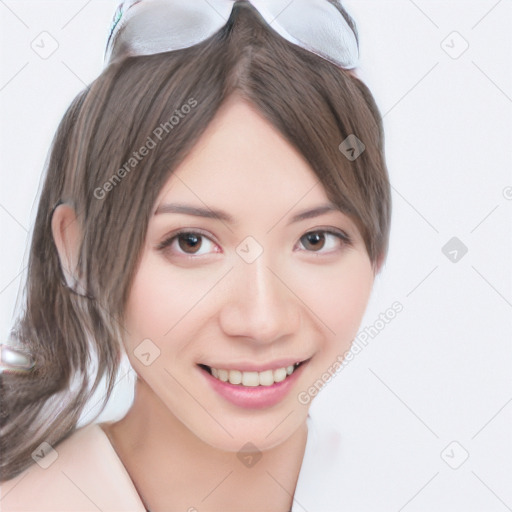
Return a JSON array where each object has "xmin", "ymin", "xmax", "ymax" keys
[{"xmin": 104, "ymin": 0, "xmax": 359, "ymax": 69}]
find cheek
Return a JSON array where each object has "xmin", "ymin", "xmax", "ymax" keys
[
  {"xmin": 125, "ymin": 247, "xmax": 373, "ymax": 358},
  {"xmin": 124, "ymin": 263, "xmax": 177, "ymax": 343},
  {"xmin": 123, "ymin": 253, "xmax": 221, "ymax": 350},
  {"xmin": 330, "ymin": 267, "xmax": 373, "ymax": 335},
  {"xmin": 293, "ymin": 254, "xmax": 374, "ymax": 349}
]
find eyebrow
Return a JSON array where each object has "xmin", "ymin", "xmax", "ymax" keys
[{"xmin": 154, "ymin": 202, "xmax": 343, "ymax": 225}]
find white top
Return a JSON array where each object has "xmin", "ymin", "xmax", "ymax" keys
[{"xmin": 0, "ymin": 413, "xmax": 343, "ymax": 511}]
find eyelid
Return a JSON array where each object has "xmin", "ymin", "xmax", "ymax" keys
[
  {"xmin": 156, "ymin": 226, "xmax": 353, "ymax": 258},
  {"xmin": 319, "ymin": 227, "xmax": 351, "ymax": 242},
  {"xmin": 295, "ymin": 227, "xmax": 353, "ymax": 253},
  {"xmin": 156, "ymin": 228, "xmax": 221, "ymax": 256}
]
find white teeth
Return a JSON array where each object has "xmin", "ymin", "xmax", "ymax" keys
[
  {"xmin": 242, "ymin": 371, "xmax": 259, "ymax": 387},
  {"xmin": 273, "ymin": 368, "xmax": 287, "ymax": 383},
  {"xmin": 228, "ymin": 370, "xmax": 242, "ymax": 385},
  {"xmin": 258, "ymin": 370, "xmax": 274, "ymax": 386},
  {"xmin": 217, "ymin": 369, "xmax": 229, "ymax": 382},
  {"xmin": 207, "ymin": 363, "xmax": 301, "ymax": 387}
]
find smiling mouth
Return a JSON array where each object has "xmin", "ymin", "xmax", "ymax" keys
[{"xmin": 197, "ymin": 360, "xmax": 309, "ymax": 387}]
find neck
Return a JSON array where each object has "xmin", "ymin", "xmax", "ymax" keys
[{"xmin": 101, "ymin": 377, "xmax": 308, "ymax": 512}]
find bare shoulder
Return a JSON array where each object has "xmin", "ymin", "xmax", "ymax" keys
[{"xmin": 0, "ymin": 422, "xmax": 145, "ymax": 511}]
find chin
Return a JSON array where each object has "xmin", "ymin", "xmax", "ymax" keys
[{"xmin": 187, "ymin": 412, "xmax": 309, "ymax": 453}]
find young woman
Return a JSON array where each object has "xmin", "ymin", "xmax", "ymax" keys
[{"xmin": 0, "ymin": 1, "xmax": 391, "ymax": 510}]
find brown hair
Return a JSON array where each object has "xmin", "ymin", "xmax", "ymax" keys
[{"xmin": 0, "ymin": 1, "xmax": 391, "ymax": 480}]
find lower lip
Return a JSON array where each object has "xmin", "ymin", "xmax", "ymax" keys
[{"xmin": 199, "ymin": 363, "xmax": 308, "ymax": 410}]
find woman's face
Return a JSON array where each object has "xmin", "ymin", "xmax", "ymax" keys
[{"xmin": 122, "ymin": 95, "xmax": 375, "ymax": 452}]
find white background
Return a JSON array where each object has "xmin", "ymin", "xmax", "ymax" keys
[{"xmin": 1, "ymin": 1, "xmax": 511, "ymax": 510}]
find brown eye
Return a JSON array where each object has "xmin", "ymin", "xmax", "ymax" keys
[
  {"xmin": 301, "ymin": 231, "xmax": 326, "ymax": 251},
  {"xmin": 297, "ymin": 229, "xmax": 351, "ymax": 253},
  {"xmin": 177, "ymin": 233, "xmax": 202, "ymax": 254},
  {"xmin": 157, "ymin": 230, "xmax": 218, "ymax": 258}
]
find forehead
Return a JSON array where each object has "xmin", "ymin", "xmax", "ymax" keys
[{"xmin": 154, "ymin": 95, "xmax": 329, "ymax": 214}]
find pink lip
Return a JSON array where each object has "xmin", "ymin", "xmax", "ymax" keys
[
  {"xmin": 198, "ymin": 361, "xmax": 308, "ymax": 410},
  {"xmin": 201, "ymin": 358, "xmax": 308, "ymax": 373}
]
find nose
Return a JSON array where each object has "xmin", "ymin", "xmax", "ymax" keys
[{"xmin": 218, "ymin": 257, "xmax": 301, "ymax": 345}]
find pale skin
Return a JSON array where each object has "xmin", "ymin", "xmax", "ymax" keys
[{"xmin": 52, "ymin": 94, "xmax": 380, "ymax": 511}]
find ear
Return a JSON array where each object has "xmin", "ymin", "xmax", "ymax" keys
[{"xmin": 51, "ymin": 203, "xmax": 83, "ymax": 291}]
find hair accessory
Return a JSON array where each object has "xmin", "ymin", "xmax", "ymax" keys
[
  {"xmin": 104, "ymin": 0, "xmax": 359, "ymax": 69},
  {"xmin": 0, "ymin": 343, "xmax": 35, "ymax": 374}
]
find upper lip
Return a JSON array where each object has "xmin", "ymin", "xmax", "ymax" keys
[{"xmin": 199, "ymin": 357, "xmax": 312, "ymax": 372}]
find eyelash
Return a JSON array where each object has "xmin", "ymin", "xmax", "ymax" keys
[{"xmin": 156, "ymin": 228, "xmax": 352, "ymax": 260}]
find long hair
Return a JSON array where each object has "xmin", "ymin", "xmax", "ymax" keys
[{"xmin": 0, "ymin": 1, "xmax": 391, "ymax": 480}]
